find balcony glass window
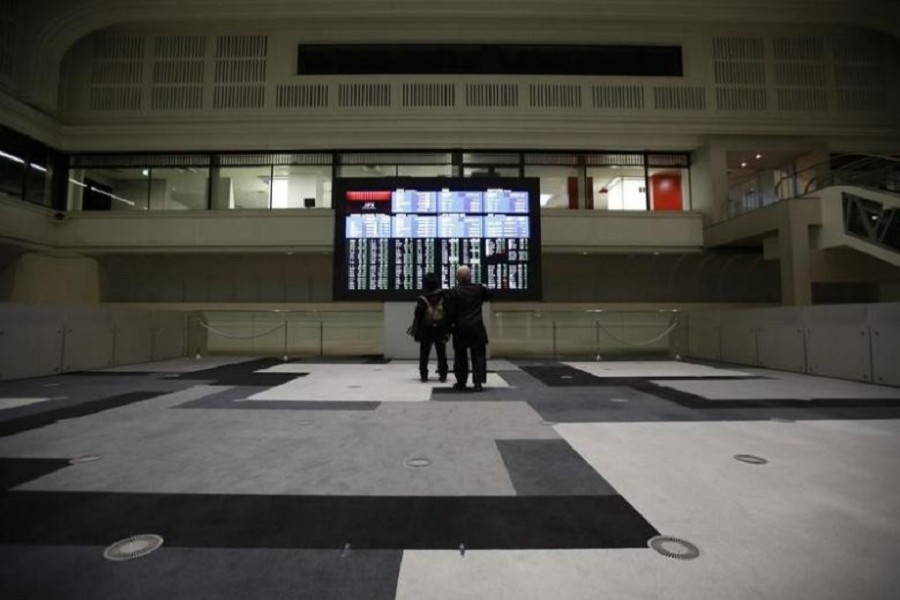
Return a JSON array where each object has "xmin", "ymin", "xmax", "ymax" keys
[
  {"xmin": 463, "ymin": 166, "xmax": 520, "ymax": 177},
  {"xmin": 524, "ymin": 165, "xmax": 579, "ymax": 209},
  {"xmin": 588, "ymin": 165, "xmax": 647, "ymax": 210},
  {"xmin": 150, "ymin": 167, "xmax": 209, "ymax": 210},
  {"xmin": 0, "ymin": 149, "xmax": 25, "ymax": 202},
  {"xmin": 339, "ymin": 164, "xmax": 398, "ymax": 178},
  {"xmin": 271, "ymin": 165, "xmax": 332, "ymax": 208},
  {"xmin": 397, "ymin": 164, "xmax": 453, "ymax": 177},
  {"xmin": 77, "ymin": 168, "xmax": 149, "ymax": 211},
  {"xmin": 212, "ymin": 166, "xmax": 271, "ymax": 210},
  {"xmin": 24, "ymin": 160, "xmax": 52, "ymax": 207}
]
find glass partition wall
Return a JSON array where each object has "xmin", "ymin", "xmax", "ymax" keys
[{"xmin": 66, "ymin": 151, "xmax": 690, "ymax": 212}]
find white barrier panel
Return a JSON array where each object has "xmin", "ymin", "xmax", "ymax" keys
[
  {"xmin": 63, "ymin": 306, "xmax": 115, "ymax": 371},
  {"xmin": 112, "ymin": 309, "xmax": 154, "ymax": 366},
  {"xmin": 804, "ymin": 304, "xmax": 872, "ymax": 382},
  {"xmin": 383, "ymin": 302, "xmax": 491, "ymax": 360},
  {"xmin": 719, "ymin": 309, "xmax": 758, "ymax": 365},
  {"xmin": 152, "ymin": 311, "xmax": 188, "ymax": 360},
  {"xmin": 686, "ymin": 302, "xmax": 900, "ymax": 387},
  {"xmin": 0, "ymin": 304, "xmax": 187, "ymax": 381},
  {"xmin": 384, "ymin": 302, "xmax": 433, "ymax": 360},
  {"xmin": 687, "ymin": 311, "xmax": 721, "ymax": 360},
  {"xmin": 868, "ymin": 303, "xmax": 900, "ymax": 386},
  {"xmin": 0, "ymin": 304, "xmax": 65, "ymax": 380},
  {"xmin": 756, "ymin": 307, "xmax": 806, "ymax": 372}
]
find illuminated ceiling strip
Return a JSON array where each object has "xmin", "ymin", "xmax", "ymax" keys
[
  {"xmin": 88, "ymin": 186, "xmax": 136, "ymax": 206},
  {"xmin": 0, "ymin": 150, "xmax": 25, "ymax": 164}
]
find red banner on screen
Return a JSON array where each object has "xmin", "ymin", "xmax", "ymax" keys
[{"xmin": 346, "ymin": 191, "xmax": 392, "ymax": 202}]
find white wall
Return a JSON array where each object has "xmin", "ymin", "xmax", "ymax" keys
[
  {"xmin": 0, "ymin": 303, "xmax": 188, "ymax": 380},
  {"xmin": 685, "ymin": 303, "xmax": 900, "ymax": 386}
]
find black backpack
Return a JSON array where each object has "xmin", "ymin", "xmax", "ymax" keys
[{"xmin": 421, "ymin": 295, "xmax": 445, "ymax": 329}]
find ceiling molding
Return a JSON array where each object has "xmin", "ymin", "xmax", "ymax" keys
[{"xmin": 22, "ymin": 0, "xmax": 900, "ymax": 111}]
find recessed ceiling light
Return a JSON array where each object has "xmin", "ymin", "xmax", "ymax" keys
[
  {"xmin": 755, "ymin": 153, "xmax": 762, "ymax": 159},
  {"xmin": 741, "ymin": 162, "xmax": 748, "ymax": 168}
]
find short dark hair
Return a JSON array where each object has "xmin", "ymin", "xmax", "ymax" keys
[{"xmin": 422, "ymin": 272, "xmax": 439, "ymax": 291}]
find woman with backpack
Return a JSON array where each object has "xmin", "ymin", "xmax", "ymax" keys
[{"xmin": 413, "ymin": 272, "xmax": 449, "ymax": 382}]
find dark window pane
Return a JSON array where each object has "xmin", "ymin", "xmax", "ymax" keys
[
  {"xmin": 0, "ymin": 150, "xmax": 25, "ymax": 201},
  {"xmin": 298, "ymin": 44, "xmax": 682, "ymax": 76}
]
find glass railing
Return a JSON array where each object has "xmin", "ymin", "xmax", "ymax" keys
[
  {"xmin": 491, "ymin": 309, "xmax": 682, "ymax": 358},
  {"xmin": 724, "ymin": 155, "xmax": 900, "ymax": 221},
  {"xmin": 189, "ymin": 309, "xmax": 383, "ymax": 358},
  {"xmin": 190, "ymin": 308, "xmax": 683, "ymax": 359}
]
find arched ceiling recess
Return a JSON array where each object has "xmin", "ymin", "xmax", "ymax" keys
[{"xmin": 19, "ymin": 0, "xmax": 900, "ymax": 111}]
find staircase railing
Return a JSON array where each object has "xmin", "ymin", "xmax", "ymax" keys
[{"xmin": 726, "ymin": 153, "xmax": 900, "ymax": 220}]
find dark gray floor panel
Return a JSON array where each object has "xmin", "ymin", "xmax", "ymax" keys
[
  {"xmin": 0, "ymin": 458, "xmax": 73, "ymax": 490},
  {"xmin": 0, "ymin": 380, "xmax": 188, "ymax": 423},
  {"xmin": 0, "ymin": 545, "xmax": 402, "ymax": 600},
  {"xmin": 0, "ymin": 392, "xmax": 164, "ymax": 437},
  {"xmin": 0, "ymin": 491, "xmax": 658, "ymax": 550},
  {"xmin": 496, "ymin": 440, "xmax": 617, "ymax": 496},
  {"xmin": 175, "ymin": 387, "xmax": 380, "ymax": 411}
]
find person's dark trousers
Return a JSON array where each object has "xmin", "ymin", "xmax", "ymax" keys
[
  {"xmin": 453, "ymin": 337, "xmax": 470, "ymax": 386},
  {"xmin": 419, "ymin": 338, "xmax": 448, "ymax": 380},
  {"xmin": 470, "ymin": 342, "xmax": 487, "ymax": 384}
]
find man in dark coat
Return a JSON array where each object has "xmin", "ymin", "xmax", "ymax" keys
[
  {"xmin": 413, "ymin": 272, "xmax": 449, "ymax": 382},
  {"xmin": 447, "ymin": 265, "xmax": 492, "ymax": 392}
]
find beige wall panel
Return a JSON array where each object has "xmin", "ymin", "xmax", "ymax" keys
[
  {"xmin": 0, "ymin": 304, "xmax": 65, "ymax": 380},
  {"xmin": 687, "ymin": 310, "xmax": 721, "ymax": 360},
  {"xmin": 755, "ymin": 307, "xmax": 806, "ymax": 372},
  {"xmin": 112, "ymin": 309, "xmax": 154, "ymax": 365},
  {"xmin": 803, "ymin": 304, "xmax": 872, "ymax": 382},
  {"xmin": 868, "ymin": 303, "xmax": 900, "ymax": 387},
  {"xmin": 151, "ymin": 310, "xmax": 187, "ymax": 360},
  {"xmin": 541, "ymin": 212, "xmax": 704, "ymax": 251},
  {"xmin": 61, "ymin": 306, "xmax": 115, "ymax": 371},
  {"xmin": 719, "ymin": 309, "xmax": 758, "ymax": 365},
  {"xmin": 10, "ymin": 253, "xmax": 101, "ymax": 304}
]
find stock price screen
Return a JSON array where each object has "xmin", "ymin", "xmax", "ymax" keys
[{"xmin": 333, "ymin": 177, "xmax": 542, "ymax": 300}]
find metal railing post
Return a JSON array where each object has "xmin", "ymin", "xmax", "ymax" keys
[
  {"xmin": 552, "ymin": 320, "xmax": 557, "ymax": 359},
  {"xmin": 319, "ymin": 321, "xmax": 324, "ymax": 357},
  {"xmin": 282, "ymin": 320, "xmax": 288, "ymax": 361}
]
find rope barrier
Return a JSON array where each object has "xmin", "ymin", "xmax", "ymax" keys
[
  {"xmin": 596, "ymin": 320, "xmax": 680, "ymax": 347},
  {"xmin": 199, "ymin": 321, "xmax": 286, "ymax": 340}
]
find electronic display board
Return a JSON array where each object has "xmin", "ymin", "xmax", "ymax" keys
[{"xmin": 333, "ymin": 177, "xmax": 542, "ymax": 300}]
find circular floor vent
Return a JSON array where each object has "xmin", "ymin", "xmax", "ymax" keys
[
  {"xmin": 103, "ymin": 534, "xmax": 164, "ymax": 561},
  {"xmin": 648, "ymin": 536, "xmax": 700, "ymax": 560},
  {"xmin": 734, "ymin": 454, "xmax": 768, "ymax": 465}
]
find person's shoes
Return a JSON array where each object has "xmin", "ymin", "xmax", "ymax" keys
[
  {"xmin": 452, "ymin": 383, "xmax": 467, "ymax": 391},
  {"xmin": 438, "ymin": 375, "xmax": 447, "ymax": 383},
  {"xmin": 473, "ymin": 383, "xmax": 484, "ymax": 392},
  {"xmin": 420, "ymin": 375, "xmax": 428, "ymax": 382}
]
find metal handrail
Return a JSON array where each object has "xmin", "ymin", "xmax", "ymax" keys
[{"xmin": 730, "ymin": 153, "xmax": 900, "ymax": 221}]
